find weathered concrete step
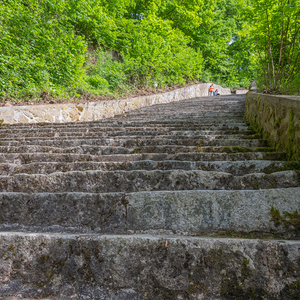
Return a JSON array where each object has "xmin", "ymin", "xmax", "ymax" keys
[
  {"xmin": 0, "ymin": 170, "xmax": 298, "ymax": 193},
  {"xmin": 1, "ymin": 188, "xmax": 299, "ymax": 234},
  {"xmin": 0, "ymin": 232, "xmax": 299, "ymax": 299},
  {"xmin": 2, "ymin": 160, "xmax": 296, "ymax": 176},
  {"xmin": 0, "ymin": 151, "xmax": 287, "ymax": 165},
  {"xmin": 0, "ymin": 138, "xmax": 268, "ymax": 148},
  {"xmin": 0, "ymin": 145, "xmax": 274, "ymax": 155}
]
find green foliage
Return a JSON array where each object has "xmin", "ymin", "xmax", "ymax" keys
[
  {"xmin": 0, "ymin": 0, "xmax": 89, "ymax": 99},
  {"xmin": 270, "ymin": 206, "xmax": 300, "ymax": 231},
  {"xmin": 0, "ymin": 0, "xmax": 263, "ymax": 102},
  {"xmin": 193, "ymin": 0, "xmax": 254, "ymax": 88},
  {"xmin": 85, "ymin": 51, "xmax": 126, "ymax": 95},
  {"xmin": 239, "ymin": 0, "xmax": 300, "ymax": 93},
  {"xmin": 87, "ymin": 75, "xmax": 109, "ymax": 90},
  {"xmin": 116, "ymin": 14, "xmax": 203, "ymax": 87}
]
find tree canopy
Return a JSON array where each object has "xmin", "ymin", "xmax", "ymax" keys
[
  {"xmin": 239, "ymin": 0, "xmax": 300, "ymax": 94},
  {"xmin": 0, "ymin": 0, "xmax": 299, "ymax": 101}
]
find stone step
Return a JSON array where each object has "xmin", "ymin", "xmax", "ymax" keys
[
  {"xmin": 0, "ymin": 130, "xmax": 254, "ymax": 141},
  {"xmin": 0, "ymin": 125, "xmax": 250, "ymax": 138},
  {"xmin": 0, "ymin": 232, "xmax": 299, "ymax": 299},
  {"xmin": 120, "ymin": 109, "xmax": 245, "ymax": 114},
  {"xmin": 0, "ymin": 298, "xmax": 70, "ymax": 300},
  {"xmin": 0, "ymin": 133, "xmax": 250, "ymax": 144},
  {"xmin": 0, "ymin": 137, "xmax": 268, "ymax": 148},
  {"xmin": 0, "ymin": 145, "xmax": 274, "ymax": 155},
  {"xmin": 1, "ymin": 160, "xmax": 296, "ymax": 176},
  {"xmin": 1, "ymin": 113, "xmax": 238, "ymax": 125},
  {"xmin": 0, "ymin": 123, "xmax": 246, "ymax": 132},
  {"xmin": 0, "ymin": 121, "xmax": 249, "ymax": 131},
  {"xmin": 112, "ymin": 116, "xmax": 245, "ymax": 122},
  {"xmin": 0, "ymin": 169, "xmax": 298, "ymax": 193},
  {"xmin": 0, "ymin": 151, "xmax": 287, "ymax": 164},
  {"xmin": 0, "ymin": 188, "xmax": 299, "ymax": 234}
]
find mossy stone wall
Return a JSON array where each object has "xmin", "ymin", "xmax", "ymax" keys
[{"xmin": 245, "ymin": 93, "xmax": 300, "ymax": 160}]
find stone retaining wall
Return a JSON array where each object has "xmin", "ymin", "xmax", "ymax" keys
[
  {"xmin": 245, "ymin": 93, "xmax": 300, "ymax": 160},
  {"xmin": 0, "ymin": 83, "xmax": 230, "ymax": 124}
]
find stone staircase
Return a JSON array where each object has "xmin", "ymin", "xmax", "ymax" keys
[{"xmin": 0, "ymin": 95, "xmax": 299, "ymax": 299}]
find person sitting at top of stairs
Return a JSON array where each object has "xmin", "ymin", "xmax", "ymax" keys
[{"xmin": 209, "ymin": 84, "xmax": 214, "ymax": 96}]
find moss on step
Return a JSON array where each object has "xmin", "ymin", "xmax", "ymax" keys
[
  {"xmin": 132, "ymin": 148, "xmax": 141, "ymax": 154},
  {"xmin": 269, "ymin": 206, "xmax": 300, "ymax": 232},
  {"xmin": 262, "ymin": 161, "xmax": 300, "ymax": 174},
  {"xmin": 281, "ymin": 280, "xmax": 300, "ymax": 299}
]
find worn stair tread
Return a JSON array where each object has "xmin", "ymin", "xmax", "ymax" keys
[
  {"xmin": 0, "ymin": 131, "xmax": 253, "ymax": 141},
  {"xmin": 0, "ymin": 151, "xmax": 287, "ymax": 164},
  {"xmin": 0, "ymin": 231, "xmax": 299, "ymax": 299},
  {"xmin": 0, "ymin": 145, "xmax": 275, "ymax": 155},
  {"xmin": 0, "ymin": 133, "xmax": 250, "ymax": 142},
  {"xmin": 0, "ymin": 126, "xmax": 251, "ymax": 139},
  {"xmin": 0, "ymin": 119, "xmax": 248, "ymax": 126},
  {"xmin": 0, "ymin": 188, "xmax": 300, "ymax": 234},
  {"xmin": 1, "ymin": 160, "xmax": 296, "ymax": 176},
  {"xmin": 0, "ymin": 125, "xmax": 246, "ymax": 134},
  {"xmin": 0, "ymin": 138, "xmax": 268, "ymax": 148},
  {"xmin": 0, "ymin": 169, "xmax": 298, "ymax": 193}
]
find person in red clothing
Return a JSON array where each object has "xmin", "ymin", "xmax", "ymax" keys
[{"xmin": 209, "ymin": 84, "xmax": 214, "ymax": 96}]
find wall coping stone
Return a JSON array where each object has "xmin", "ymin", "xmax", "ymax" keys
[{"xmin": 0, "ymin": 83, "xmax": 230, "ymax": 124}]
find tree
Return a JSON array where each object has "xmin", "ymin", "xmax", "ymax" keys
[{"xmin": 240, "ymin": 0, "xmax": 300, "ymax": 93}]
